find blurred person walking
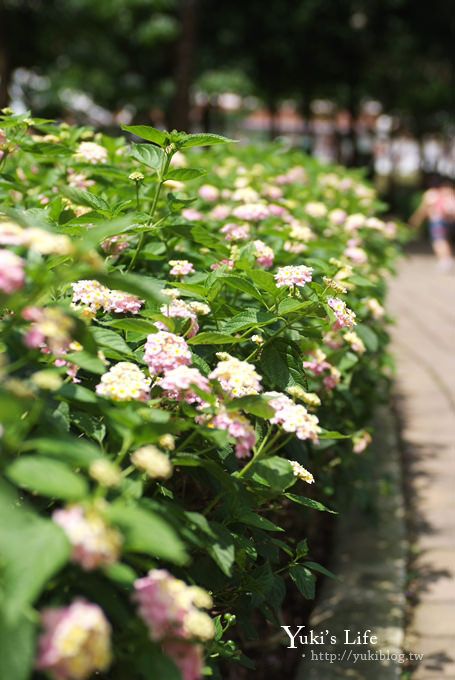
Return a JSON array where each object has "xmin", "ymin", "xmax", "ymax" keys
[{"xmin": 409, "ymin": 175, "xmax": 455, "ymax": 272}]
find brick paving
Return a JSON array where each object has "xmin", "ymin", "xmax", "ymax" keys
[{"xmin": 387, "ymin": 248, "xmax": 455, "ymax": 679}]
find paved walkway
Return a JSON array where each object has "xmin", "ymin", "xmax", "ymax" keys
[{"xmin": 388, "ymin": 247, "xmax": 455, "ymax": 679}]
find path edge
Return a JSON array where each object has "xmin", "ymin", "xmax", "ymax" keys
[{"xmin": 295, "ymin": 405, "xmax": 407, "ymax": 680}]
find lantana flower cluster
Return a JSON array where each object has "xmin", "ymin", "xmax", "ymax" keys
[
  {"xmin": 133, "ymin": 569, "xmax": 214, "ymax": 680},
  {"xmin": 71, "ymin": 280, "xmax": 143, "ymax": 315},
  {"xmin": 36, "ymin": 599, "xmax": 112, "ymax": 680},
  {"xmin": 52, "ymin": 504, "xmax": 122, "ymax": 571},
  {"xmin": 274, "ymin": 264, "xmax": 313, "ymax": 288},
  {"xmin": 327, "ymin": 297, "xmax": 357, "ymax": 330},
  {"xmin": 144, "ymin": 331, "xmax": 192, "ymax": 374},
  {"xmin": 96, "ymin": 362, "xmax": 151, "ymax": 401},
  {"xmin": 209, "ymin": 353, "xmax": 262, "ymax": 397},
  {"xmin": 266, "ymin": 392, "xmax": 320, "ymax": 442}
]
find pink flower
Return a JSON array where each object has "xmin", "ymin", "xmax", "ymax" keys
[
  {"xmin": 344, "ymin": 245, "xmax": 368, "ymax": 264},
  {"xmin": 144, "ymin": 331, "xmax": 192, "ymax": 374},
  {"xmin": 71, "ymin": 280, "xmax": 110, "ymax": 312},
  {"xmin": 209, "ymin": 204, "xmax": 230, "ymax": 220},
  {"xmin": 268, "ymin": 203, "xmax": 286, "ymax": 216},
  {"xmin": 105, "ymin": 290, "xmax": 143, "ymax": 314},
  {"xmin": 54, "ymin": 359, "xmax": 81, "ymax": 383},
  {"xmin": 253, "ymin": 240, "xmax": 274, "ymax": 269},
  {"xmin": 262, "ymin": 185, "xmax": 283, "ymax": 200},
  {"xmin": 24, "ymin": 326, "xmax": 46, "ymax": 349},
  {"xmin": 322, "ymin": 331, "xmax": 343, "ymax": 350},
  {"xmin": 182, "ymin": 208, "xmax": 204, "ymax": 221},
  {"xmin": 220, "ymin": 222, "xmax": 250, "ymax": 241},
  {"xmin": 0, "ymin": 249, "xmax": 25, "ymax": 293},
  {"xmin": 323, "ymin": 367, "xmax": 341, "ymax": 390},
  {"xmin": 327, "ymin": 297, "xmax": 356, "ymax": 330},
  {"xmin": 133, "ymin": 569, "xmax": 209, "ymax": 641},
  {"xmin": 157, "ymin": 366, "xmax": 210, "ymax": 407},
  {"xmin": 96, "ymin": 362, "xmax": 151, "ymax": 401},
  {"xmin": 232, "ymin": 203, "xmax": 269, "ymax": 221},
  {"xmin": 198, "ymin": 184, "xmax": 219, "ymax": 201},
  {"xmin": 22, "ymin": 306, "xmax": 74, "ymax": 355},
  {"xmin": 328, "ymin": 209, "xmax": 347, "ymax": 225},
  {"xmin": 160, "ymin": 299, "xmax": 199, "ymax": 337},
  {"xmin": 209, "ymin": 354, "xmax": 262, "ymax": 397},
  {"xmin": 101, "ymin": 235, "xmax": 129, "ymax": 257},
  {"xmin": 35, "ymin": 599, "xmax": 112, "ymax": 680},
  {"xmin": 353, "ymin": 430, "xmax": 372, "ymax": 453},
  {"xmin": 211, "ymin": 409, "xmax": 256, "ymax": 458},
  {"xmin": 266, "ymin": 391, "xmax": 320, "ymax": 442},
  {"xmin": 210, "ymin": 259, "xmax": 234, "ymax": 271},
  {"xmin": 169, "ymin": 260, "xmax": 195, "ymax": 276},
  {"xmin": 274, "ymin": 265, "xmax": 313, "ymax": 288},
  {"xmin": 0, "ymin": 221, "xmax": 23, "ymax": 245},
  {"xmin": 163, "ymin": 642, "xmax": 203, "ymax": 680},
  {"xmin": 67, "ymin": 168, "xmax": 95, "ymax": 190},
  {"xmin": 52, "ymin": 505, "xmax": 122, "ymax": 571},
  {"xmin": 303, "ymin": 349, "xmax": 331, "ymax": 375}
]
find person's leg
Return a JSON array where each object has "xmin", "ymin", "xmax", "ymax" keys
[{"xmin": 429, "ymin": 221, "xmax": 454, "ymax": 270}]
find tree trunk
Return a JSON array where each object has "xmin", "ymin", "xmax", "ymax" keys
[
  {"xmin": 168, "ymin": 0, "xmax": 199, "ymax": 132},
  {"xmin": 268, "ymin": 99, "xmax": 279, "ymax": 141},
  {"xmin": 0, "ymin": 0, "xmax": 11, "ymax": 109}
]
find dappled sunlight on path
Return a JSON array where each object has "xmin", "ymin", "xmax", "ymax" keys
[{"xmin": 388, "ymin": 247, "xmax": 455, "ymax": 678}]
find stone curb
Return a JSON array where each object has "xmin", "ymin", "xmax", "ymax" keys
[{"xmin": 295, "ymin": 406, "xmax": 407, "ymax": 680}]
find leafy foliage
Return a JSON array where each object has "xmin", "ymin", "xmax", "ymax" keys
[{"xmin": 0, "ymin": 111, "xmax": 404, "ymax": 679}]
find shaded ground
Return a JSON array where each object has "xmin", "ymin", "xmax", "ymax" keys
[{"xmin": 388, "ymin": 242, "xmax": 455, "ymax": 679}]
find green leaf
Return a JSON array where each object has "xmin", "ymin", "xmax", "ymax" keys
[
  {"xmin": 247, "ymin": 269, "xmax": 277, "ymax": 294},
  {"xmin": 106, "ymin": 503, "xmax": 188, "ymax": 565},
  {"xmin": 354, "ymin": 323, "xmax": 379, "ymax": 351},
  {"xmin": 259, "ymin": 345, "xmax": 289, "ymax": 389},
  {"xmin": 60, "ymin": 186, "xmax": 109, "ymax": 212},
  {"xmin": 289, "ymin": 565, "xmax": 316, "ymax": 599},
  {"xmin": 240, "ymin": 512, "xmax": 284, "ymax": 532},
  {"xmin": 285, "ymin": 493, "xmax": 336, "ymax": 513},
  {"xmin": 186, "ymin": 512, "xmax": 235, "ymax": 576},
  {"xmin": 178, "ymin": 132, "xmax": 238, "ymax": 148},
  {"xmin": 167, "ymin": 192, "xmax": 197, "ymax": 212},
  {"xmin": 130, "ymin": 142, "xmax": 164, "ymax": 170},
  {"xmin": 191, "ymin": 224, "xmax": 219, "ymax": 247},
  {"xmin": 209, "ymin": 521, "xmax": 236, "ymax": 576},
  {"xmin": 221, "ymin": 310, "xmax": 276, "ymax": 334},
  {"xmin": 133, "ymin": 649, "xmax": 182, "ymax": 680},
  {"xmin": 57, "ymin": 382, "xmax": 99, "ymax": 404},
  {"xmin": 121, "ymin": 124, "xmax": 168, "ymax": 147},
  {"xmin": 20, "ymin": 436, "xmax": 102, "ymax": 467},
  {"xmin": 7, "ymin": 456, "xmax": 88, "ymax": 500},
  {"xmin": 63, "ymin": 350, "xmax": 106, "ymax": 374},
  {"xmin": 220, "ymin": 275, "xmax": 264, "ymax": 302},
  {"xmin": 303, "ymin": 561, "xmax": 340, "ymax": 581},
  {"xmin": 278, "ymin": 299, "xmax": 314, "ymax": 315},
  {"xmin": 103, "ymin": 562, "xmax": 137, "ymax": 585},
  {"xmin": 247, "ymin": 457, "xmax": 294, "ymax": 493},
  {"xmin": 108, "ymin": 318, "xmax": 159, "ymax": 334},
  {"xmin": 0, "ymin": 483, "xmax": 70, "ymax": 624},
  {"xmin": 318, "ymin": 428, "xmax": 350, "ymax": 440},
  {"xmin": 187, "ymin": 331, "xmax": 242, "ymax": 345},
  {"xmin": 0, "ymin": 610, "xmax": 35, "ymax": 680},
  {"xmin": 95, "ymin": 271, "xmax": 167, "ymax": 306},
  {"xmin": 296, "ymin": 538, "xmax": 309, "ymax": 558},
  {"xmin": 226, "ymin": 395, "xmax": 275, "ymax": 418},
  {"xmin": 91, "ymin": 326, "xmax": 135, "ymax": 358},
  {"xmin": 165, "ymin": 167, "xmax": 207, "ymax": 181}
]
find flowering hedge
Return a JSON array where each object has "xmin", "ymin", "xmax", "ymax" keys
[{"xmin": 0, "ymin": 110, "xmax": 402, "ymax": 680}]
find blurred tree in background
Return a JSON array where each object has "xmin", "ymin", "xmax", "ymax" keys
[{"xmin": 0, "ymin": 0, "xmax": 453, "ymax": 134}]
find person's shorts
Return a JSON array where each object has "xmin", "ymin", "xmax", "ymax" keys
[{"xmin": 429, "ymin": 219, "xmax": 455, "ymax": 241}]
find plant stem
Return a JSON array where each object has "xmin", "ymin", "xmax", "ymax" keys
[{"xmin": 128, "ymin": 147, "xmax": 174, "ymax": 271}]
